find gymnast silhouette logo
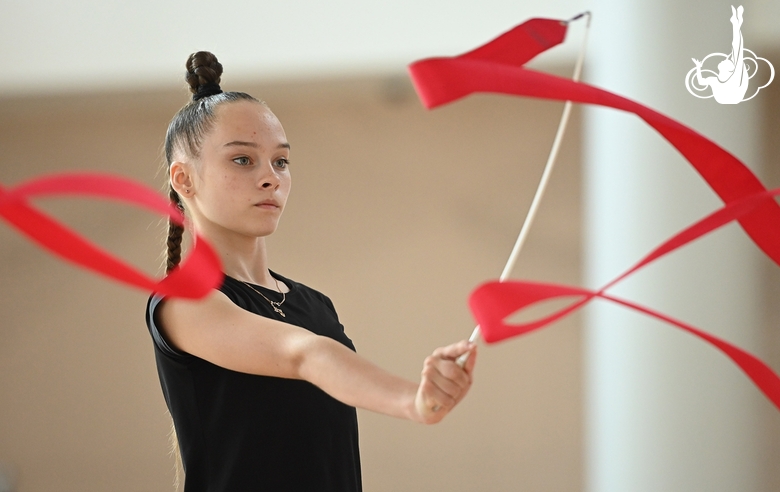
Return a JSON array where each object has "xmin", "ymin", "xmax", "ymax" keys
[{"xmin": 685, "ymin": 5, "xmax": 774, "ymax": 104}]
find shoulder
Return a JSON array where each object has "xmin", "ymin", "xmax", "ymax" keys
[
  {"xmin": 268, "ymin": 271, "xmax": 339, "ymax": 314},
  {"xmin": 145, "ymin": 288, "xmax": 245, "ymax": 360},
  {"xmin": 146, "ymin": 293, "xmax": 184, "ymax": 359}
]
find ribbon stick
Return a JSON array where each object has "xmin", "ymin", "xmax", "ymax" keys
[
  {"xmin": 457, "ymin": 13, "xmax": 591, "ymax": 367},
  {"xmin": 0, "ymin": 172, "xmax": 222, "ymax": 299},
  {"xmin": 409, "ymin": 17, "xmax": 780, "ymax": 409}
]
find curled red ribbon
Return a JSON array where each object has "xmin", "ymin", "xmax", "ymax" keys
[
  {"xmin": 409, "ymin": 18, "xmax": 780, "ymax": 410},
  {"xmin": 0, "ymin": 173, "xmax": 222, "ymax": 299}
]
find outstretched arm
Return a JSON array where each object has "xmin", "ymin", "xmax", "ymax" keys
[
  {"xmin": 158, "ymin": 290, "xmax": 476, "ymax": 424},
  {"xmin": 299, "ymin": 335, "xmax": 476, "ymax": 423}
]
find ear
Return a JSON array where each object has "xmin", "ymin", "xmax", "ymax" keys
[{"xmin": 170, "ymin": 161, "xmax": 194, "ymax": 197}]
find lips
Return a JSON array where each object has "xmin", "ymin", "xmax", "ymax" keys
[{"xmin": 255, "ymin": 199, "xmax": 280, "ymax": 209}]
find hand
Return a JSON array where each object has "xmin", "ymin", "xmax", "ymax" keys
[
  {"xmin": 692, "ymin": 58, "xmax": 702, "ymax": 68},
  {"xmin": 413, "ymin": 340, "xmax": 477, "ymax": 424}
]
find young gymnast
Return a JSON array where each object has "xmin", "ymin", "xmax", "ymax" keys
[{"xmin": 145, "ymin": 51, "xmax": 476, "ymax": 491}]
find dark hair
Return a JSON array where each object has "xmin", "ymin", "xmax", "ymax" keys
[{"xmin": 164, "ymin": 51, "xmax": 260, "ymax": 273}]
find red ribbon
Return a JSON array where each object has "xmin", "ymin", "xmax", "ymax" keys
[
  {"xmin": 409, "ymin": 18, "xmax": 780, "ymax": 410},
  {"xmin": 0, "ymin": 173, "xmax": 222, "ymax": 299}
]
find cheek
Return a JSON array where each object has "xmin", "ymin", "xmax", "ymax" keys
[
  {"xmin": 200, "ymin": 172, "xmax": 244, "ymax": 211},
  {"xmin": 220, "ymin": 173, "xmax": 248, "ymax": 196},
  {"xmin": 281, "ymin": 176, "xmax": 292, "ymax": 202}
]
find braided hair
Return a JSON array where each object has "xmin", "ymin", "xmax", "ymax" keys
[{"xmin": 163, "ymin": 51, "xmax": 260, "ymax": 273}]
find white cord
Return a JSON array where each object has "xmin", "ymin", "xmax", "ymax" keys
[{"xmin": 457, "ymin": 12, "xmax": 591, "ymax": 367}]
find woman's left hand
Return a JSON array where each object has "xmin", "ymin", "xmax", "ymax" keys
[{"xmin": 414, "ymin": 340, "xmax": 477, "ymax": 424}]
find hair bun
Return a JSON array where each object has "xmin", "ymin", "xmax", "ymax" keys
[{"xmin": 185, "ymin": 51, "xmax": 224, "ymax": 101}]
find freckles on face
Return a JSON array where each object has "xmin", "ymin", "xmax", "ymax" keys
[{"xmin": 190, "ymin": 100, "xmax": 292, "ymax": 236}]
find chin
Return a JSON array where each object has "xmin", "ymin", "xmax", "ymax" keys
[{"xmin": 247, "ymin": 222, "xmax": 280, "ymax": 238}]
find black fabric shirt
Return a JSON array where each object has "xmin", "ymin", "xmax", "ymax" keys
[{"xmin": 145, "ymin": 272, "xmax": 362, "ymax": 492}]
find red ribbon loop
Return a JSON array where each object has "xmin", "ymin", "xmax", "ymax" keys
[{"xmin": 0, "ymin": 172, "xmax": 222, "ymax": 299}]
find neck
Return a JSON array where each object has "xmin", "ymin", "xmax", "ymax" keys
[{"xmin": 197, "ymin": 228, "xmax": 277, "ymax": 289}]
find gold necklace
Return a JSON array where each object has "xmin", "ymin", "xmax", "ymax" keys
[{"xmin": 243, "ymin": 277, "xmax": 286, "ymax": 318}]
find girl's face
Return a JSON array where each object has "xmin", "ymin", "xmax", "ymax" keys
[{"xmin": 172, "ymin": 100, "xmax": 292, "ymax": 241}]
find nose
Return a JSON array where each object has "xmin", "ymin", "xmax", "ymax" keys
[{"xmin": 257, "ymin": 161, "xmax": 280, "ymax": 189}]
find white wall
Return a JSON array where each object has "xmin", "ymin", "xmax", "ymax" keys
[
  {"xmin": 4, "ymin": 1, "xmax": 777, "ymax": 94},
  {"xmin": 1, "ymin": 0, "xmax": 594, "ymax": 94}
]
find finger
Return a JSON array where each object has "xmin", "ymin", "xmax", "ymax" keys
[
  {"xmin": 424, "ymin": 359, "xmax": 473, "ymax": 406},
  {"xmin": 419, "ymin": 376, "xmax": 457, "ymax": 411},
  {"xmin": 424, "ymin": 363, "xmax": 467, "ymax": 400},
  {"xmin": 432, "ymin": 357, "xmax": 472, "ymax": 388},
  {"xmin": 432, "ymin": 340, "xmax": 476, "ymax": 360},
  {"xmin": 415, "ymin": 370, "xmax": 456, "ymax": 424},
  {"xmin": 462, "ymin": 346, "xmax": 477, "ymax": 376},
  {"xmin": 444, "ymin": 354, "xmax": 476, "ymax": 404}
]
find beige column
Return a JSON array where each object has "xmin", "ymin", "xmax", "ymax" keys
[{"xmin": 583, "ymin": 1, "xmax": 766, "ymax": 491}]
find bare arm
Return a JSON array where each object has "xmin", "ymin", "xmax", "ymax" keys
[{"xmin": 158, "ymin": 290, "xmax": 476, "ymax": 424}]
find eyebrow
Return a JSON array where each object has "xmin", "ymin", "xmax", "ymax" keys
[{"xmin": 223, "ymin": 141, "xmax": 291, "ymax": 150}]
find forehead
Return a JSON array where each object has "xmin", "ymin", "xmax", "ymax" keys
[{"xmin": 209, "ymin": 101, "xmax": 286, "ymax": 144}]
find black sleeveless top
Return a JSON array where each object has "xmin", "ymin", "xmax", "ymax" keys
[{"xmin": 145, "ymin": 272, "xmax": 362, "ymax": 492}]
